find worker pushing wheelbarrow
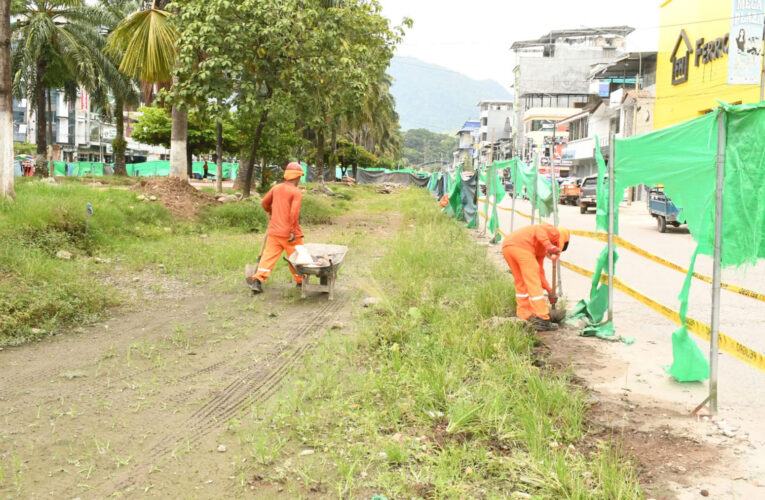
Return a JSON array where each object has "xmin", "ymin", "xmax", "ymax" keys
[{"xmin": 245, "ymin": 162, "xmax": 348, "ymax": 300}]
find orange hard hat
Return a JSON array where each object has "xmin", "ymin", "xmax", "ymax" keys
[
  {"xmin": 558, "ymin": 226, "xmax": 570, "ymax": 251},
  {"xmin": 284, "ymin": 162, "xmax": 304, "ymax": 180}
]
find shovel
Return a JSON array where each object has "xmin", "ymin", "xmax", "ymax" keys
[
  {"xmin": 549, "ymin": 257, "xmax": 566, "ymax": 323},
  {"xmin": 246, "ymin": 215, "xmax": 271, "ymax": 285}
]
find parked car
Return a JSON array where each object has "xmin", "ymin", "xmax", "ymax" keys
[
  {"xmin": 559, "ymin": 178, "xmax": 581, "ymax": 205},
  {"xmin": 577, "ymin": 174, "xmax": 606, "ymax": 214},
  {"xmin": 647, "ymin": 187, "xmax": 684, "ymax": 233}
]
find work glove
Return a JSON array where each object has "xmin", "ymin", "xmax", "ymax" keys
[
  {"xmin": 549, "ymin": 295, "xmax": 558, "ymax": 306},
  {"xmin": 545, "ymin": 245, "xmax": 561, "ymax": 255}
]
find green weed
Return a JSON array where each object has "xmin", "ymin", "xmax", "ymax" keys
[{"xmin": 236, "ymin": 189, "xmax": 643, "ymax": 499}]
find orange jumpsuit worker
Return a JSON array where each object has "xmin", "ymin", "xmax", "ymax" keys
[
  {"xmin": 247, "ymin": 162, "xmax": 305, "ymax": 294},
  {"xmin": 501, "ymin": 223, "xmax": 570, "ymax": 331}
]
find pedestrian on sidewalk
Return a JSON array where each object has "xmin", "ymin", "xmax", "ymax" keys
[
  {"xmin": 247, "ymin": 162, "xmax": 305, "ymax": 294},
  {"xmin": 501, "ymin": 223, "xmax": 570, "ymax": 331}
]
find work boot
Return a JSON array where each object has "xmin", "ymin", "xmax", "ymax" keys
[
  {"xmin": 529, "ymin": 315, "xmax": 558, "ymax": 331},
  {"xmin": 247, "ymin": 278, "xmax": 263, "ymax": 294}
]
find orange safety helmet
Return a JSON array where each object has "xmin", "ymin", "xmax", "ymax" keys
[
  {"xmin": 558, "ymin": 226, "xmax": 571, "ymax": 252},
  {"xmin": 284, "ymin": 162, "xmax": 304, "ymax": 180}
]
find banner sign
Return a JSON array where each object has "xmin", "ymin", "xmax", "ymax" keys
[{"xmin": 727, "ymin": 0, "xmax": 765, "ymax": 85}]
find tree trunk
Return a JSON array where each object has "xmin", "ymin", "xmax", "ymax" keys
[
  {"xmin": 215, "ymin": 121, "xmax": 223, "ymax": 193},
  {"xmin": 169, "ymin": 102, "xmax": 188, "ymax": 179},
  {"xmin": 113, "ymin": 98, "xmax": 127, "ymax": 175},
  {"xmin": 186, "ymin": 141, "xmax": 192, "ymax": 178},
  {"xmin": 0, "ymin": 0, "xmax": 14, "ymax": 199},
  {"xmin": 34, "ymin": 61, "xmax": 48, "ymax": 176},
  {"xmin": 329, "ymin": 126, "xmax": 337, "ymax": 182},
  {"xmin": 316, "ymin": 128, "xmax": 325, "ymax": 185},
  {"xmin": 237, "ymin": 108, "xmax": 269, "ymax": 197},
  {"xmin": 47, "ymin": 88, "xmax": 54, "ymax": 177}
]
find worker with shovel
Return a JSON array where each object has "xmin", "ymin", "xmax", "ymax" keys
[
  {"xmin": 247, "ymin": 162, "xmax": 305, "ymax": 294},
  {"xmin": 501, "ymin": 223, "xmax": 570, "ymax": 331}
]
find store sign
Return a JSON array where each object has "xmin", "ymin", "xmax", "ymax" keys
[
  {"xmin": 728, "ymin": 0, "xmax": 765, "ymax": 85},
  {"xmin": 670, "ymin": 30, "xmax": 693, "ymax": 85},
  {"xmin": 670, "ymin": 29, "xmax": 730, "ymax": 85}
]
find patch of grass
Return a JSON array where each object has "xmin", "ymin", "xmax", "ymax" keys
[
  {"xmin": 0, "ymin": 179, "xmax": 363, "ymax": 344},
  {"xmin": 199, "ymin": 200, "xmax": 268, "ymax": 232},
  {"xmin": 238, "ymin": 189, "xmax": 643, "ymax": 498},
  {"xmin": 300, "ymin": 194, "xmax": 341, "ymax": 225}
]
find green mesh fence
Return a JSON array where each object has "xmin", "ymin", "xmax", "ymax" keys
[{"xmin": 572, "ymin": 103, "xmax": 765, "ymax": 382}]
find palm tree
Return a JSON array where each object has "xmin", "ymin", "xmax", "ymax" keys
[
  {"xmin": 106, "ymin": 0, "xmax": 186, "ymax": 179},
  {"xmin": 11, "ymin": 0, "xmax": 107, "ymax": 176},
  {"xmin": 345, "ymin": 72, "xmax": 401, "ymax": 160},
  {"xmin": 98, "ymin": 0, "xmax": 140, "ymax": 175},
  {"xmin": 1, "ymin": 0, "xmax": 14, "ymax": 198}
]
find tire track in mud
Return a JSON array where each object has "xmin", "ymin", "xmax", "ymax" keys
[
  {"xmin": 0, "ymin": 303, "xmax": 218, "ymax": 409},
  {"xmin": 100, "ymin": 296, "xmax": 345, "ymax": 496}
]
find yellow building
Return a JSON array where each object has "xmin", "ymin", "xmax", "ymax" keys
[{"xmin": 655, "ymin": 0, "xmax": 762, "ymax": 129}]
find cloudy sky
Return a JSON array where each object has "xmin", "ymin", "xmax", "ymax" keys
[{"xmin": 378, "ymin": 0, "xmax": 662, "ymax": 90}]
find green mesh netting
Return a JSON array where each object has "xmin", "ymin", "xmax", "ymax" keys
[{"xmin": 497, "ymin": 157, "xmax": 556, "ymax": 219}]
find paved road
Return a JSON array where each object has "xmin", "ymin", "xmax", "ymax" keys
[{"xmin": 479, "ymin": 194, "xmax": 765, "ymax": 456}]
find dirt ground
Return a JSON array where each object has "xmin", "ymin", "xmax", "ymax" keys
[
  {"xmin": 132, "ymin": 177, "xmax": 220, "ymax": 217},
  {"xmin": 476, "ymin": 229, "xmax": 765, "ymax": 500},
  {"xmin": 0, "ymin": 207, "xmax": 397, "ymax": 499}
]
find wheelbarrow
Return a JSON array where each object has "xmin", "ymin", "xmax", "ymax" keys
[{"xmin": 287, "ymin": 243, "xmax": 349, "ymax": 301}]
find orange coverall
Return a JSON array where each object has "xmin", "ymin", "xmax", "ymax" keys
[
  {"xmin": 501, "ymin": 224, "xmax": 567, "ymax": 320},
  {"xmin": 252, "ymin": 182, "xmax": 304, "ymax": 284}
]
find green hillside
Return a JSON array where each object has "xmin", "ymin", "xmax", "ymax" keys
[{"xmin": 389, "ymin": 56, "xmax": 513, "ymax": 133}]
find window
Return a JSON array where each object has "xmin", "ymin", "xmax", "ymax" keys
[
  {"xmin": 568, "ymin": 118, "xmax": 588, "ymax": 141},
  {"xmin": 530, "ymin": 120, "xmax": 555, "ymax": 132}
]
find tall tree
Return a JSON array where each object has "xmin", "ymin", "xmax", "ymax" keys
[
  {"xmin": 106, "ymin": 0, "xmax": 187, "ymax": 178},
  {"xmin": 0, "ymin": 0, "xmax": 13, "ymax": 199},
  {"xmin": 11, "ymin": 0, "xmax": 107, "ymax": 176},
  {"xmin": 296, "ymin": 0, "xmax": 407, "ymax": 183},
  {"xmin": 99, "ymin": 0, "xmax": 141, "ymax": 176},
  {"xmin": 345, "ymin": 71, "xmax": 401, "ymax": 159},
  {"xmin": 174, "ymin": 0, "xmax": 303, "ymax": 197}
]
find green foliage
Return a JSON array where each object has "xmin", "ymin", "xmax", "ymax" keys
[
  {"xmin": 401, "ymin": 128, "xmax": 458, "ymax": 167},
  {"xmin": 199, "ymin": 201, "xmax": 268, "ymax": 233},
  {"xmin": 299, "ymin": 194, "xmax": 343, "ymax": 225},
  {"xmin": 131, "ymin": 105, "xmax": 239, "ymax": 157},
  {"xmin": 105, "ymin": 3, "xmax": 178, "ymax": 84},
  {"xmin": 13, "ymin": 142, "xmax": 36, "ymax": 156},
  {"xmin": 375, "ymin": 157, "xmax": 395, "ymax": 170},
  {"xmin": 331, "ymin": 138, "xmax": 378, "ymax": 170}
]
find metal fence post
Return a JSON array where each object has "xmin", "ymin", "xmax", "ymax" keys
[
  {"xmin": 709, "ymin": 110, "xmax": 726, "ymax": 414},
  {"xmin": 607, "ymin": 132, "xmax": 616, "ymax": 323},
  {"xmin": 510, "ymin": 159, "xmax": 517, "ymax": 232},
  {"xmin": 531, "ymin": 153, "xmax": 538, "ymax": 224}
]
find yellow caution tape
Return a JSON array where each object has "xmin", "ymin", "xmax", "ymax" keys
[
  {"xmin": 569, "ymin": 230, "xmax": 765, "ymax": 304},
  {"xmin": 559, "ymin": 259, "xmax": 765, "ymax": 374}
]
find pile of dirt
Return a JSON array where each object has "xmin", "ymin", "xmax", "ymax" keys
[{"xmin": 131, "ymin": 177, "xmax": 219, "ymax": 217}]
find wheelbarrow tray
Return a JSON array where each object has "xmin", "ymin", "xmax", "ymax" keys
[{"xmin": 288, "ymin": 243, "xmax": 349, "ymax": 300}]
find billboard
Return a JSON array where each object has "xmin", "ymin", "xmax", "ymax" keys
[{"xmin": 727, "ymin": 0, "xmax": 765, "ymax": 85}]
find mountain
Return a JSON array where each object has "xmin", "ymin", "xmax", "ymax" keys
[{"xmin": 388, "ymin": 56, "xmax": 513, "ymax": 133}]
